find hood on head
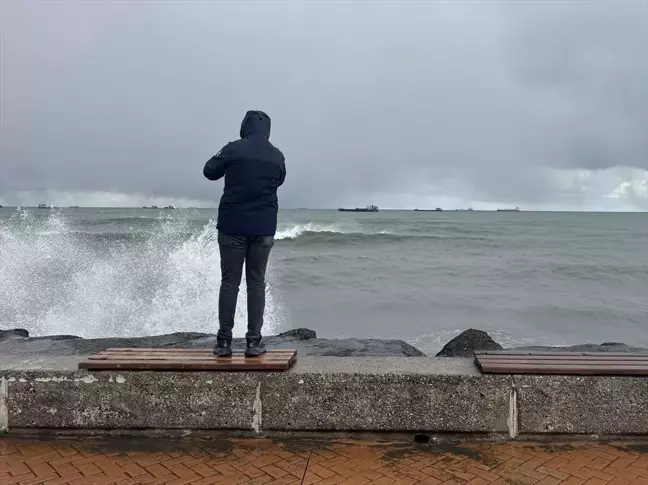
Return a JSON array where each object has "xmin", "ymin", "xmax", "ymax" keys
[{"xmin": 240, "ymin": 110, "xmax": 271, "ymax": 138}]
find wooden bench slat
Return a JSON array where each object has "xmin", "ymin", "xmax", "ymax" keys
[
  {"xmin": 103, "ymin": 348, "xmax": 216, "ymax": 352},
  {"xmin": 78, "ymin": 348, "xmax": 297, "ymax": 372},
  {"xmin": 480, "ymin": 361, "xmax": 648, "ymax": 368},
  {"xmin": 79, "ymin": 360, "xmax": 295, "ymax": 371},
  {"xmin": 87, "ymin": 356, "xmax": 293, "ymax": 363},
  {"xmin": 88, "ymin": 352, "xmax": 294, "ymax": 360},
  {"xmin": 475, "ymin": 351, "xmax": 648, "ymax": 357},
  {"xmin": 477, "ymin": 359, "xmax": 648, "ymax": 367},
  {"xmin": 477, "ymin": 363, "xmax": 648, "ymax": 375},
  {"xmin": 79, "ymin": 361, "xmax": 292, "ymax": 371},
  {"xmin": 475, "ymin": 350, "xmax": 648, "ymax": 376},
  {"xmin": 478, "ymin": 353, "xmax": 648, "ymax": 362},
  {"xmin": 97, "ymin": 348, "xmax": 296, "ymax": 355}
]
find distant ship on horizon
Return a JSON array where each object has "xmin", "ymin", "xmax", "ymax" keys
[
  {"xmin": 497, "ymin": 207, "xmax": 520, "ymax": 212},
  {"xmin": 338, "ymin": 204, "xmax": 379, "ymax": 213}
]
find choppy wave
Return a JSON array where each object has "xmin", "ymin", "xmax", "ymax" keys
[
  {"xmin": 275, "ymin": 223, "xmax": 407, "ymax": 244},
  {"xmin": 0, "ymin": 209, "xmax": 287, "ymax": 338},
  {"xmin": 274, "ymin": 222, "xmax": 491, "ymax": 244},
  {"xmin": 275, "ymin": 222, "xmax": 357, "ymax": 240}
]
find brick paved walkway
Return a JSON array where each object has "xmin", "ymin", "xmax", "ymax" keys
[{"xmin": 1, "ymin": 436, "xmax": 648, "ymax": 485}]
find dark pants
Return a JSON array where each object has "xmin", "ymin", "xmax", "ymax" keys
[{"xmin": 217, "ymin": 232, "xmax": 274, "ymax": 341}]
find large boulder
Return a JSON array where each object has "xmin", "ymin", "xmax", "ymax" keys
[{"xmin": 435, "ymin": 329, "xmax": 503, "ymax": 357}]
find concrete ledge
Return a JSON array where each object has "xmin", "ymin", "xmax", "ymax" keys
[
  {"xmin": 2, "ymin": 356, "xmax": 647, "ymax": 439},
  {"xmin": 262, "ymin": 372, "xmax": 510, "ymax": 433},
  {"xmin": 515, "ymin": 375, "xmax": 648, "ymax": 435}
]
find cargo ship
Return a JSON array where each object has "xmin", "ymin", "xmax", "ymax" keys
[
  {"xmin": 497, "ymin": 207, "xmax": 520, "ymax": 212},
  {"xmin": 338, "ymin": 205, "xmax": 379, "ymax": 213}
]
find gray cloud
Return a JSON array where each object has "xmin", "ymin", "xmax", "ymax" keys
[
  {"xmin": 1, "ymin": 0, "xmax": 646, "ymax": 210},
  {"xmin": 502, "ymin": 1, "xmax": 648, "ymax": 172}
]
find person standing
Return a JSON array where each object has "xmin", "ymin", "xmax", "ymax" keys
[{"xmin": 203, "ymin": 111, "xmax": 286, "ymax": 357}]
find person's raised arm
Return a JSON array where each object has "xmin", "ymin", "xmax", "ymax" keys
[{"xmin": 203, "ymin": 143, "xmax": 234, "ymax": 181}]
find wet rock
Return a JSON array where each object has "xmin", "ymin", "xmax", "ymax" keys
[
  {"xmin": 0, "ymin": 328, "xmax": 30, "ymax": 340},
  {"xmin": 3, "ymin": 326, "xmax": 642, "ymax": 359},
  {"xmin": 435, "ymin": 329, "xmax": 503, "ymax": 357},
  {"xmin": 30, "ymin": 335, "xmax": 83, "ymax": 341},
  {"xmin": 0, "ymin": 328, "xmax": 425, "ymax": 357},
  {"xmin": 514, "ymin": 343, "xmax": 646, "ymax": 353},
  {"xmin": 435, "ymin": 329, "xmax": 646, "ymax": 356},
  {"xmin": 277, "ymin": 328, "xmax": 317, "ymax": 340}
]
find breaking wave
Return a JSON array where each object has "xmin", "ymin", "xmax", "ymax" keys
[
  {"xmin": 275, "ymin": 222, "xmax": 343, "ymax": 240},
  {"xmin": 0, "ymin": 210, "xmax": 287, "ymax": 338},
  {"xmin": 275, "ymin": 223, "xmax": 408, "ymax": 245},
  {"xmin": 275, "ymin": 222, "xmax": 401, "ymax": 243},
  {"xmin": 274, "ymin": 222, "xmax": 489, "ymax": 244}
]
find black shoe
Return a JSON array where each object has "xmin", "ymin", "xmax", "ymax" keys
[
  {"xmin": 245, "ymin": 338, "xmax": 267, "ymax": 357},
  {"xmin": 213, "ymin": 338, "xmax": 232, "ymax": 357}
]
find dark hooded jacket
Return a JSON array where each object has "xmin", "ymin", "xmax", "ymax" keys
[{"xmin": 203, "ymin": 111, "xmax": 286, "ymax": 236}]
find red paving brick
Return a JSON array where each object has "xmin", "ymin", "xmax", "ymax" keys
[{"xmin": 1, "ymin": 438, "xmax": 647, "ymax": 484}]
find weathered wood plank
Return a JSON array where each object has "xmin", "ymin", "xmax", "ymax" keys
[
  {"xmin": 79, "ymin": 349, "xmax": 297, "ymax": 372},
  {"xmin": 79, "ymin": 361, "xmax": 291, "ymax": 371},
  {"xmin": 476, "ymin": 351, "xmax": 648, "ymax": 357},
  {"xmin": 477, "ymin": 364, "xmax": 648, "ymax": 375},
  {"xmin": 478, "ymin": 353, "xmax": 648, "ymax": 362},
  {"xmin": 479, "ymin": 359, "xmax": 648, "ymax": 367},
  {"xmin": 88, "ymin": 353, "xmax": 295, "ymax": 361},
  {"xmin": 475, "ymin": 351, "xmax": 648, "ymax": 376}
]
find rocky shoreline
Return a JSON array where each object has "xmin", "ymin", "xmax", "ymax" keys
[
  {"xmin": 433, "ymin": 328, "xmax": 647, "ymax": 356},
  {"xmin": 0, "ymin": 328, "xmax": 425, "ymax": 357},
  {"xmin": 1, "ymin": 327, "xmax": 645, "ymax": 357}
]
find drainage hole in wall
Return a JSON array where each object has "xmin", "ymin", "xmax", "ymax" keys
[{"xmin": 414, "ymin": 434, "xmax": 431, "ymax": 444}]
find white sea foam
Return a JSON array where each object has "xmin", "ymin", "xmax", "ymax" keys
[
  {"xmin": 0, "ymin": 209, "xmax": 286, "ymax": 338},
  {"xmin": 275, "ymin": 222, "xmax": 394, "ymax": 240},
  {"xmin": 275, "ymin": 222, "xmax": 346, "ymax": 240}
]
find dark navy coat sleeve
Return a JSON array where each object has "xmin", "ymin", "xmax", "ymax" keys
[{"xmin": 203, "ymin": 142, "xmax": 235, "ymax": 181}]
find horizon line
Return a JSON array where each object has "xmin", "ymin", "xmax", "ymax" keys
[{"xmin": 0, "ymin": 206, "xmax": 646, "ymax": 213}]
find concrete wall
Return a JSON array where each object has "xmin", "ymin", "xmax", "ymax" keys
[{"xmin": 1, "ymin": 356, "xmax": 647, "ymax": 438}]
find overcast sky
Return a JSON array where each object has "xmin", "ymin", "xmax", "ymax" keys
[{"xmin": 1, "ymin": 0, "xmax": 647, "ymax": 210}]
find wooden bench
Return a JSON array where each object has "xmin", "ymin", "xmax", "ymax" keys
[
  {"xmin": 79, "ymin": 348, "xmax": 297, "ymax": 372},
  {"xmin": 475, "ymin": 351, "xmax": 648, "ymax": 376}
]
